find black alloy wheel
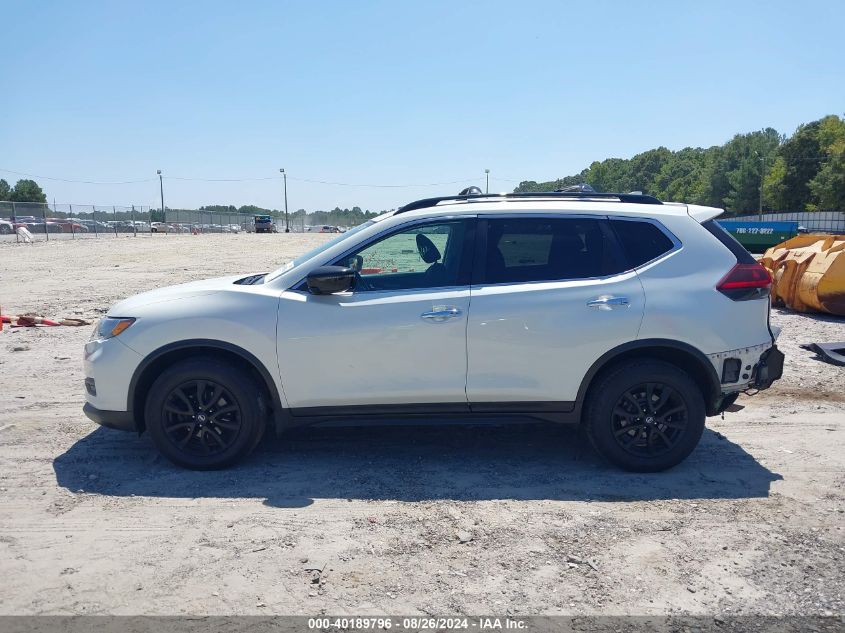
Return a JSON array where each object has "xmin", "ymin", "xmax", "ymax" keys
[
  {"xmin": 585, "ymin": 360, "xmax": 706, "ymax": 472},
  {"xmin": 145, "ymin": 357, "xmax": 266, "ymax": 469},
  {"xmin": 611, "ymin": 382, "xmax": 688, "ymax": 458},
  {"xmin": 161, "ymin": 380, "xmax": 242, "ymax": 457}
]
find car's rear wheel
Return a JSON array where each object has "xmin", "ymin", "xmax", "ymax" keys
[
  {"xmin": 145, "ymin": 357, "xmax": 266, "ymax": 469},
  {"xmin": 585, "ymin": 359, "xmax": 705, "ymax": 472}
]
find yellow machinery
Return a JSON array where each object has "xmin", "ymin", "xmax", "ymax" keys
[{"xmin": 761, "ymin": 235, "xmax": 845, "ymax": 316}]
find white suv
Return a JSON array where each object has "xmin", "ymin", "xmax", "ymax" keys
[{"xmin": 83, "ymin": 190, "xmax": 784, "ymax": 471}]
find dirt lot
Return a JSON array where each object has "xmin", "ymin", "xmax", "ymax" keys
[{"xmin": 0, "ymin": 234, "xmax": 843, "ymax": 617}]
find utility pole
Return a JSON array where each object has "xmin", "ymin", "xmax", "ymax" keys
[
  {"xmin": 157, "ymin": 170, "xmax": 166, "ymax": 231},
  {"xmin": 280, "ymin": 168, "xmax": 290, "ymax": 232},
  {"xmin": 485, "ymin": 169, "xmax": 490, "ymax": 194},
  {"xmin": 758, "ymin": 155, "xmax": 766, "ymax": 222}
]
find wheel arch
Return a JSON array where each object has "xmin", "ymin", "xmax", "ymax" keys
[
  {"xmin": 128, "ymin": 339, "xmax": 284, "ymax": 434},
  {"xmin": 574, "ymin": 339, "xmax": 722, "ymax": 420}
]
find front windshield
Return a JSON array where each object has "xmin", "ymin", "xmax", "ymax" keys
[{"xmin": 266, "ymin": 220, "xmax": 375, "ymax": 281}]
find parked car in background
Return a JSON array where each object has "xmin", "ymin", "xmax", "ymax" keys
[
  {"xmin": 77, "ymin": 220, "xmax": 110, "ymax": 233},
  {"xmin": 0, "ymin": 218, "xmax": 13, "ymax": 234},
  {"xmin": 47, "ymin": 218, "xmax": 89, "ymax": 233},
  {"xmin": 15, "ymin": 219, "xmax": 63, "ymax": 233},
  {"xmin": 150, "ymin": 222, "xmax": 168, "ymax": 233},
  {"xmin": 306, "ymin": 225, "xmax": 341, "ymax": 233}
]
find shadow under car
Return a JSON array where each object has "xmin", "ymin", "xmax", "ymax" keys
[{"xmin": 53, "ymin": 421, "xmax": 781, "ymax": 508}]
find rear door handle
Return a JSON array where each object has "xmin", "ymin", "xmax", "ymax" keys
[
  {"xmin": 421, "ymin": 306, "xmax": 463, "ymax": 322},
  {"xmin": 586, "ymin": 296, "xmax": 630, "ymax": 310}
]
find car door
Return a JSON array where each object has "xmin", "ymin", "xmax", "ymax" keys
[
  {"xmin": 277, "ymin": 217, "xmax": 475, "ymax": 413},
  {"xmin": 466, "ymin": 214, "xmax": 645, "ymax": 411}
]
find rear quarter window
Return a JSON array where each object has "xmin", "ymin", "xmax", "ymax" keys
[{"xmin": 609, "ymin": 219, "xmax": 675, "ymax": 268}]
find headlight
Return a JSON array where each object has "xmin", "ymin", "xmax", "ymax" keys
[{"xmin": 90, "ymin": 317, "xmax": 136, "ymax": 341}]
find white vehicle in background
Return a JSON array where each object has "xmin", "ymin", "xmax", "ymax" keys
[
  {"xmin": 150, "ymin": 222, "xmax": 168, "ymax": 233},
  {"xmin": 306, "ymin": 225, "xmax": 341, "ymax": 233},
  {"xmin": 83, "ymin": 187, "xmax": 783, "ymax": 472},
  {"xmin": 0, "ymin": 218, "xmax": 13, "ymax": 234}
]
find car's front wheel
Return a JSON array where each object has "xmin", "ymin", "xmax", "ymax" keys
[
  {"xmin": 145, "ymin": 357, "xmax": 266, "ymax": 469},
  {"xmin": 585, "ymin": 359, "xmax": 705, "ymax": 472}
]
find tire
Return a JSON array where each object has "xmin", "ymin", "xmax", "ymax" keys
[
  {"xmin": 585, "ymin": 359, "xmax": 705, "ymax": 472},
  {"xmin": 145, "ymin": 357, "xmax": 266, "ymax": 469}
]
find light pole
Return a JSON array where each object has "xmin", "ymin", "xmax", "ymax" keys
[
  {"xmin": 758, "ymin": 155, "xmax": 766, "ymax": 222},
  {"xmin": 485, "ymin": 169, "xmax": 490, "ymax": 194},
  {"xmin": 157, "ymin": 170, "xmax": 165, "ymax": 230},
  {"xmin": 280, "ymin": 168, "xmax": 290, "ymax": 233}
]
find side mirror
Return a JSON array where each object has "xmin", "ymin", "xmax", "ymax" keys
[{"xmin": 306, "ymin": 266, "xmax": 355, "ymax": 295}]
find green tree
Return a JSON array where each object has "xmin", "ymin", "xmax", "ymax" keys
[
  {"xmin": 10, "ymin": 179, "xmax": 47, "ymax": 203},
  {"xmin": 709, "ymin": 128, "xmax": 779, "ymax": 213},
  {"xmin": 807, "ymin": 115, "xmax": 845, "ymax": 211},
  {"xmin": 776, "ymin": 120, "xmax": 824, "ymax": 211},
  {"xmin": 0, "ymin": 179, "xmax": 10, "ymax": 200},
  {"xmin": 238, "ymin": 204, "xmax": 274, "ymax": 215}
]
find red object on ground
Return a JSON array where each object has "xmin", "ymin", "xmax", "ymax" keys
[{"xmin": 6, "ymin": 315, "xmax": 61, "ymax": 327}]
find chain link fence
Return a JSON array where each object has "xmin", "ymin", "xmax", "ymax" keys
[
  {"xmin": 5, "ymin": 201, "xmax": 842, "ymax": 245},
  {"xmin": 0, "ymin": 202, "xmax": 294, "ymax": 242}
]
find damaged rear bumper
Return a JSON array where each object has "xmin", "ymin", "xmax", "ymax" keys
[
  {"xmin": 752, "ymin": 345, "xmax": 785, "ymax": 391},
  {"xmin": 706, "ymin": 343, "xmax": 784, "ymax": 415},
  {"xmin": 707, "ymin": 342, "xmax": 785, "ymax": 393}
]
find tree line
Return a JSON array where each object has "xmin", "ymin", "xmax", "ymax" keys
[
  {"xmin": 514, "ymin": 114, "xmax": 845, "ymax": 214},
  {"xmin": 0, "ymin": 179, "xmax": 47, "ymax": 203}
]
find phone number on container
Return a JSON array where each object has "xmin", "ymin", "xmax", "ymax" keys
[{"xmin": 308, "ymin": 617, "xmax": 471, "ymax": 630}]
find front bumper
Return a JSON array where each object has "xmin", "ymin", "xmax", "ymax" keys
[
  {"xmin": 83, "ymin": 402, "xmax": 137, "ymax": 432},
  {"xmin": 84, "ymin": 335, "xmax": 143, "ymax": 412}
]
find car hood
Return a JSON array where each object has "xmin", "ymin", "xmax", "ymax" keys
[{"xmin": 108, "ymin": 274, "xmax": 253, "ymax": 315}]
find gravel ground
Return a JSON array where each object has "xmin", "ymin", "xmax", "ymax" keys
[{"xmin": 0, "ymin": 234, "xmax": 843, "ymax": 616}]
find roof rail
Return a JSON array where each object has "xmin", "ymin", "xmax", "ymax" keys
[{"xmin": 396, "ymin": 191, "xmax": 663, "ymax": 214}]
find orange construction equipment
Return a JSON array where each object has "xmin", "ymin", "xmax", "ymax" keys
[{"xmin": 761, "ymin": 234, "xmax": 845, "ymax": 316}]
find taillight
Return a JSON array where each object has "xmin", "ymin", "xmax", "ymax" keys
[{"xmin": 716, "ymin": 263, "xmax": 772, "ymax": 301}]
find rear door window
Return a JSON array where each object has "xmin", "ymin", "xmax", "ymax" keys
[{"xmin": 481, "ymin": 217, "xmax": 622, "ymax": 284}]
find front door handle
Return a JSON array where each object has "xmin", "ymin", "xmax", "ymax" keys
[
  {"xmin": 586, "ymin": 296, "xmax": 630, "ymax": 310},
  {"xmin": 421, "ymin": 306, "xmax": 463, "ymax": 322}
]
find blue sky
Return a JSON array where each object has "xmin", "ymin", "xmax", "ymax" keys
[{"xmin": 2, "ymin": 0, "xmax": 844, "ymax": 211}]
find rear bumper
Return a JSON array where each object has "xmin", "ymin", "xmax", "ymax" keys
[
  {"xmin": 752, "ymin": 345, "xmax": 785, "ymax": 391},
  {"xmin": 707, "ymin": 344, "xmax": 784, "ymax": 415},
  {"xmin": 83, "ymin": 403, "xmax": 137, "ymax": 432},
  {"xmin": 707, "ymin": 342, "xmax": 784, "ymax": 393}
]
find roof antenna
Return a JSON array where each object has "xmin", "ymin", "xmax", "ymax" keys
[{"xmin": 458, "ymin": 186, "xmax": 484, "ymax": 196}]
